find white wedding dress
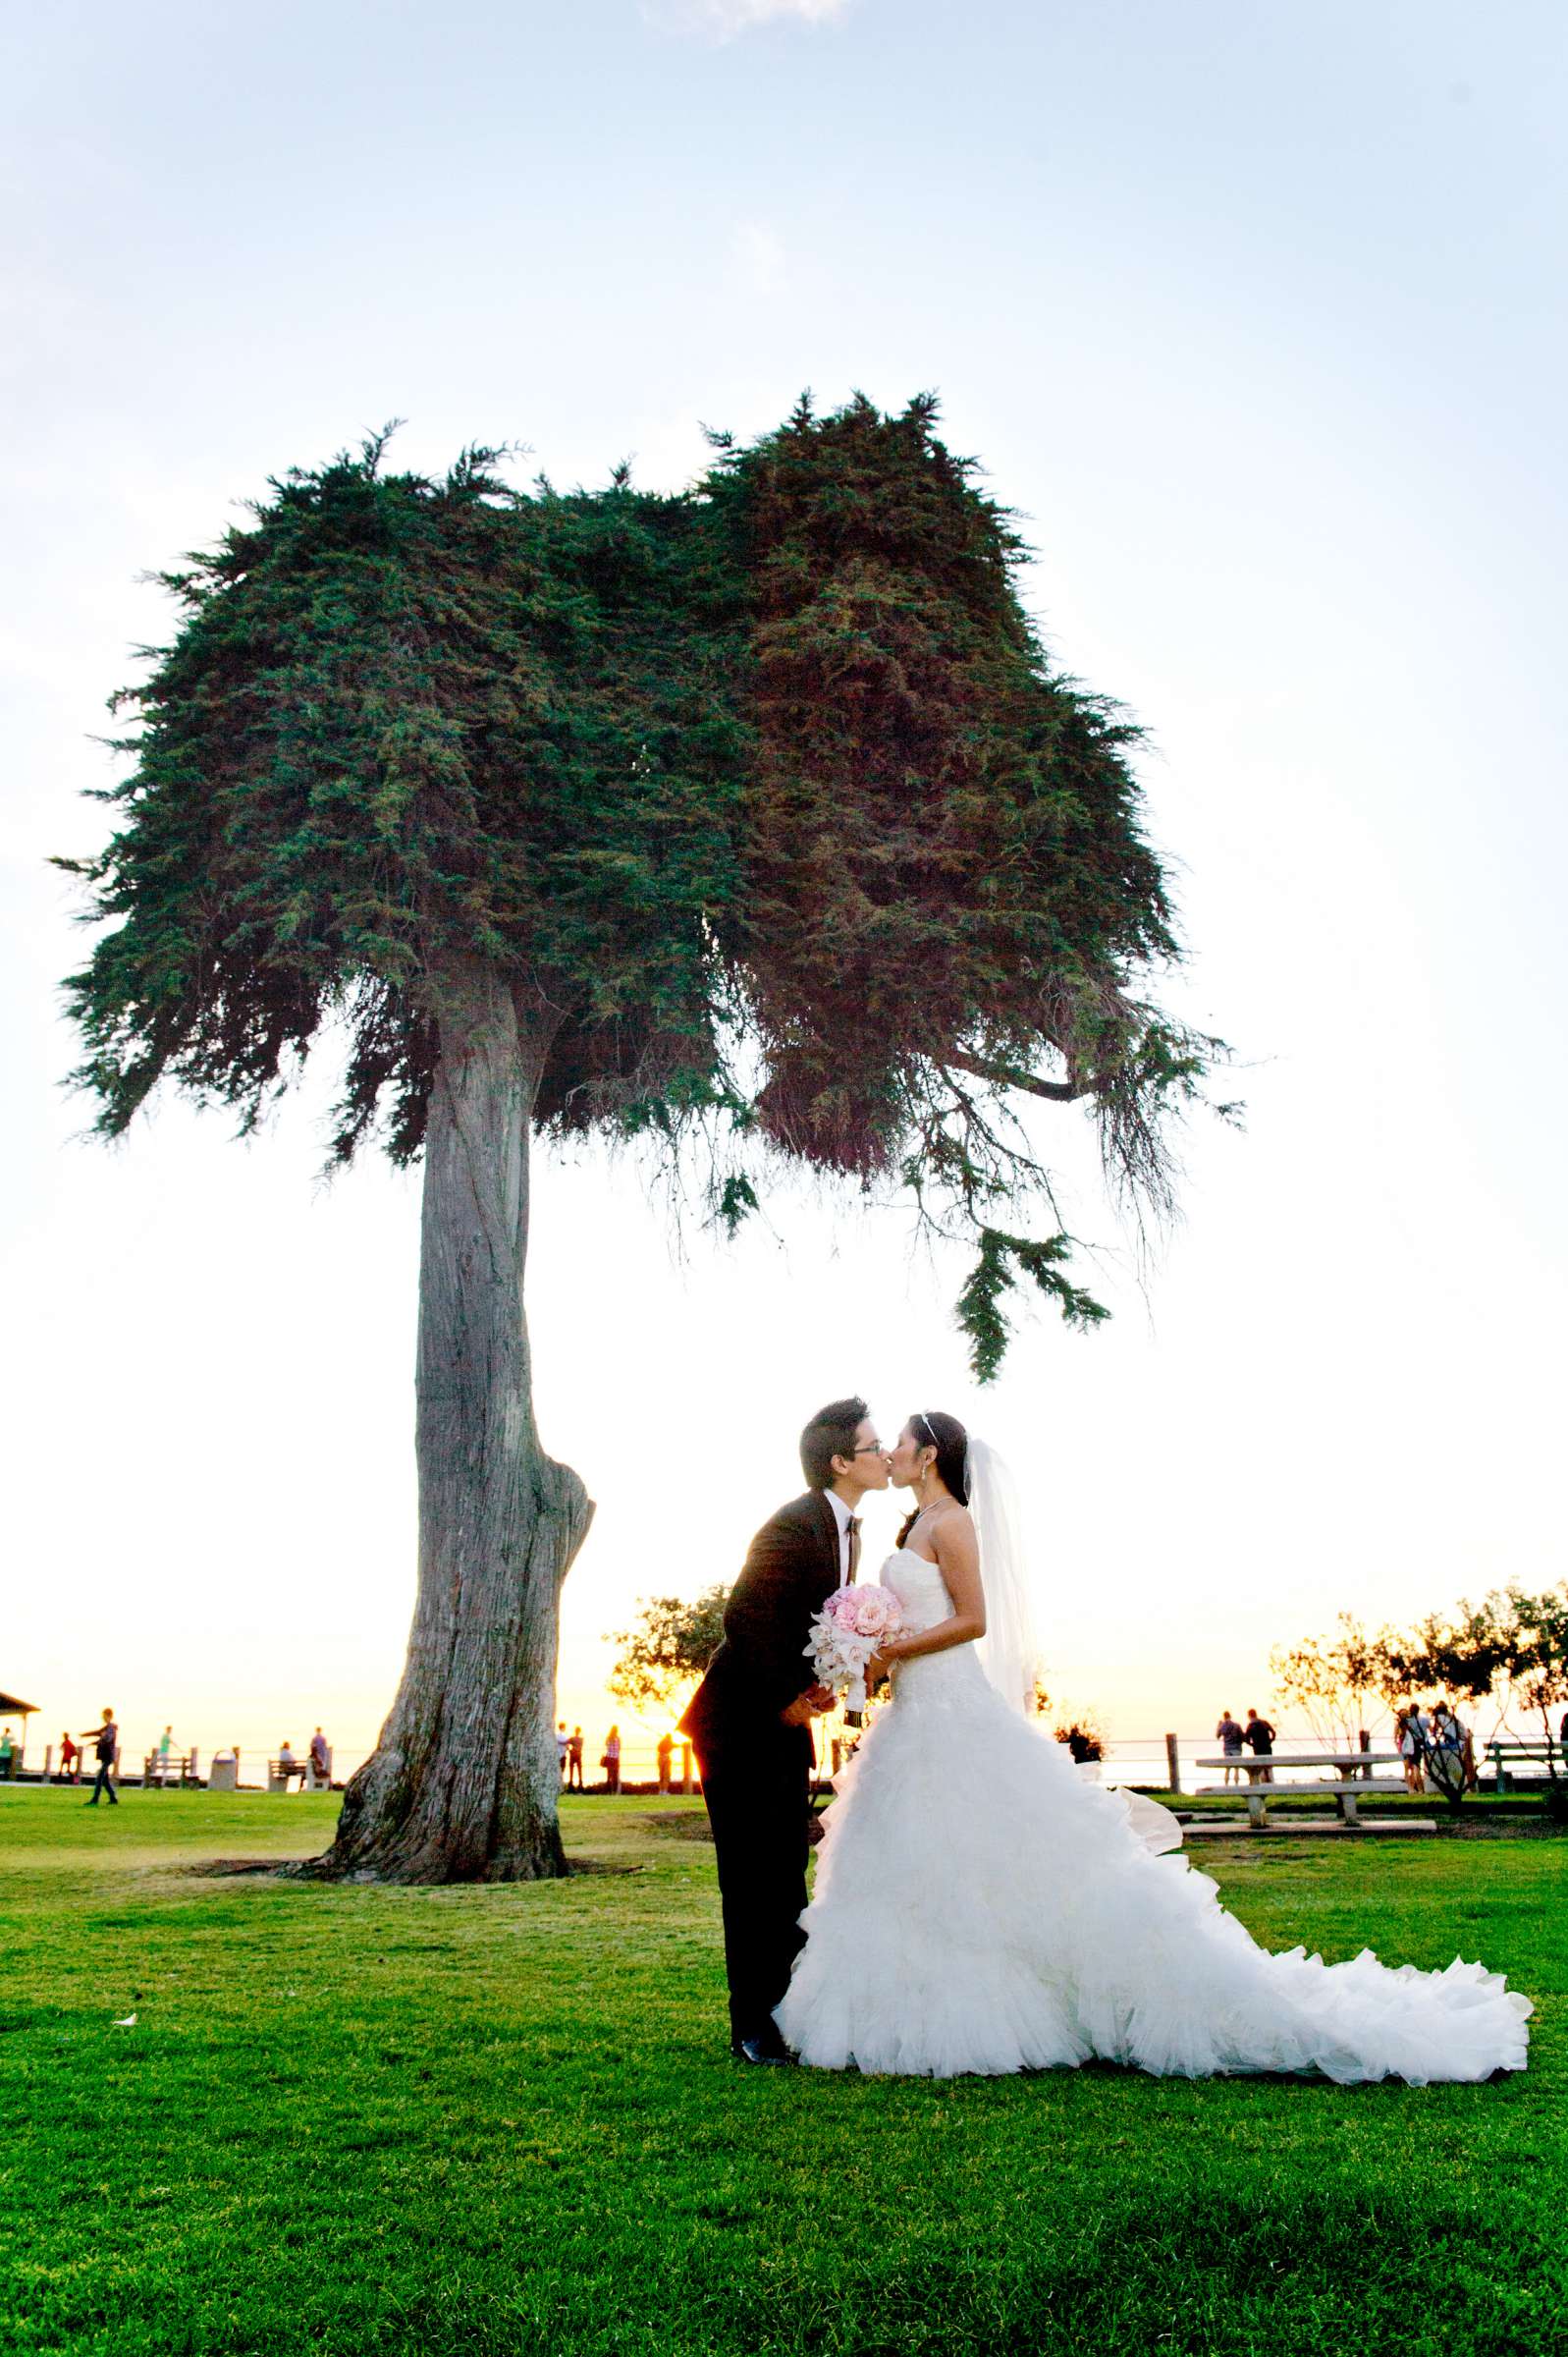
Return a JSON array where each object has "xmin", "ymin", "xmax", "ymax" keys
[{"xmin": 775, "ymin": 1548, "xmax": 1532, "ymax": 2083}]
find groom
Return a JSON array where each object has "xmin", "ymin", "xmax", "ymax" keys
[{"xmin": 679, "ymin": 1397, "xmax": 892, "ymax": 2063}]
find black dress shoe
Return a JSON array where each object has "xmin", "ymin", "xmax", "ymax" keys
[{"xmin": 730, "ymin": 2035, "xmax": 793, "ymax": 2066}]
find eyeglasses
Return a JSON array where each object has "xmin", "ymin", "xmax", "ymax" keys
[{"xmin": 851, "ymin": 1443, "xmax": 887, "ymax": 1456}]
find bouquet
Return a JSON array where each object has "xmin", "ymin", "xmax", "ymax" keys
[{"xmin": 805, "ymin": 1584, "xmax": 904, "ymax": 1714}]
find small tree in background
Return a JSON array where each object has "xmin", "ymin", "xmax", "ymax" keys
[
  {"xmin": 1270, "ymin": 1614, "xmax": 1389, "ymax": 1750},
  {"xmin": 1380, "ymin": 1607, "xmax": 1503, "ymax": 1810},
  {"xmin": 1380, "ymin": 1602, "xmax": 1508, "ymax": 1721},
  {"xmin": 606, "ymin": 1588, "xmax": 730, "ymax": 1720},
  {"xmin": 1053, "ymin": 1712, "xmax": 1108, "ymax": 1764},
  {"xmin": 1489, "ymin": 1589, "xmax": 1568, "ymax": 1768},
  {"xmin": 58, "ymin": 394, "xmax": 1216, "ymax": 1882}
]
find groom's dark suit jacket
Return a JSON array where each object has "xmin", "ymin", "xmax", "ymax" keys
[{"xmin": 678, "ymin": 1490, "xmax": 842, "ymax": 1758}]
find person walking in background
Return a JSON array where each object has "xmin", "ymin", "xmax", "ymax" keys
[
  {"xmin": 157, "ymin": 1726, "xmax": 173, "ymax": 1784},
  {"xmin": 1216, "ymin": 1710, "xmax": 1244, "ymax": 1785},
  {"xmin": 656, "ymin": 1731, "xmax": 675, "ymax": 1793},
  {"xmin": 308, "ymin": 1727, "xmax": 329, "ymax": 1776},
  {"xmin": 57, "ymin": 1730, "xmax": 80, "ymax": 1783},
  {"xmin": 602, "ymin": 1726, "xmax": 622, "ymax": 1794},
  {"xmin": 1243, "ymin": 1708, "xmax": 1276, "ymax": 1784},
  {"xmin": 567, "ymin": 1727, "xmax": 584, "ymax": 1791},
  {"xmin": 0, "ymin": 1727, "xmax": 14, "ymax": 1780},
  {"xmin": 81, "ymin": 1710, "xmax": 119, "ymax": 1806},
  {"xmin": 556, "ymin": 1723, "xmax": 569, "ymax": 1783}
]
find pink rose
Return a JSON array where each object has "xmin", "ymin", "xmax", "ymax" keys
[{"xmin": 849, "ymin": 1589, "xmax": 892, "ymax": 1638}]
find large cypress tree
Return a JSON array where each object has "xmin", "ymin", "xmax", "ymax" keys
[{"xmin": 59, "ymin": 394, "xmax": 1217, "ymax": 1882}]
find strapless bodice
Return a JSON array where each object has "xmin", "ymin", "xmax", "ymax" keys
[
  {"xmin": 878, "ymin": 1547, "xmax": 955, "ymax": 1633},
  {"xmin": 875, "ymin": 1547, "xmax": 990, "ymax": 1709}
]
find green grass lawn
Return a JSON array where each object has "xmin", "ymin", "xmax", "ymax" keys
[{"xmin": 1, "ymin": 1785, "xmax": 1562, "ymax": 2357}]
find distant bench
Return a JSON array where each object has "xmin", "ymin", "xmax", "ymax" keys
[
  {"xmin": 1194, "ymin": 1752, "xmax": 1408, "ymax": 1829},
  {"xmin": 141, "ymin": 1750, "xmax": 200, "ymax": 1787},
  {"xmin": 1485, "ymin": 1738, "xmax": 1563, "ymax": 1791}
]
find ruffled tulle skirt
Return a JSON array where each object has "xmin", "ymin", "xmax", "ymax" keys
[{"xmin": 775, "ymin": 1651, "xmax": 1531, "ymax": 2084}]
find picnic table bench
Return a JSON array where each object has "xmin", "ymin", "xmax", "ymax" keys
[
  {"xmin": 141, "ymin": 1749, "xmax": 200, "ymax": 1787},
  {"xmin": 1194, "ymin": 1752, "xmax": 1407, "ymax": 1829}
]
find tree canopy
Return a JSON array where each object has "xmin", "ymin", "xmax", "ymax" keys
[
  {"xmin": 1272, "ymin": 1586, "xmax": 1568, "ymax": 1753},
  {"xmin": 60, "ymin": 392, "xmax": 1217, "ymax": 1372},
  {"xmin": 606, "ymin": 1587, "xmax": 731, "ymax": 1718}
]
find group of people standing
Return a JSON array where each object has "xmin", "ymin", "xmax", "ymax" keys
[
  {"xmin": 555, "ymin": 1722, "xmax": 622, "ymax": 1792},
  {"xmin": 1395, "ymin": 1700, "xmax": 1477, "ymax": 1792},
  {"xmin": 552, "ymin": 1724, "xmax": 691, "ymax": 1793},
  {"xmin": 1215, "ymin": 1707, "xmax": 1276, "ymax": 1782}
]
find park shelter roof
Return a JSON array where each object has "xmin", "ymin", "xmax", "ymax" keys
[{"xmin": 0, "ymin": 1693, "xmax": 39, "ymax": 1715}]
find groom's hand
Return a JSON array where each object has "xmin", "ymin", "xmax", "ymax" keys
[{"xmin": 781, "ymin": 1686, "xmax": 836, "ymax": 1727}]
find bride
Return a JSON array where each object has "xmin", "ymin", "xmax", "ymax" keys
[{"xmin": 775, "ymin": 1410, "xmax": 1531, "ymax": 2083}]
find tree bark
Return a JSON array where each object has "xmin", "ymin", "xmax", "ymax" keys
[{"xmin": 304, "ymin": 957, "xmax": 592, "ymax": 1882}]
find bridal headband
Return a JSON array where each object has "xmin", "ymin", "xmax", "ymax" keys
[{"xmin": 917, "ymin": 1410, "xmax": 972, "ymax": 1482}]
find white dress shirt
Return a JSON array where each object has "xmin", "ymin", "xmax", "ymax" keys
[{"xmin": 825, "ymin": 1488, "xmax": 857, "ymax": 1583}]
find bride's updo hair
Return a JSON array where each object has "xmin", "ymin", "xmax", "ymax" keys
[{"xmin": 897, "ymin": 1409, "xmax": 970, "ymax": 1545}]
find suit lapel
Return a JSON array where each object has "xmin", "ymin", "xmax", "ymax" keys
[{"xmin": 807, "ymin": 1490, "xmax": 840, "ymax": 1594}]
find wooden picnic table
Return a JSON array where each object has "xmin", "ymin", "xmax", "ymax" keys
[{"xmin": 1194, "ymin": 1752, "xmax": 1405, "ymax": 1828}]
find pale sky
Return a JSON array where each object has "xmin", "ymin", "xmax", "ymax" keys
[{"xmin": 4, "ymin": 0, "xmax": 1564, "ymax": 1780}]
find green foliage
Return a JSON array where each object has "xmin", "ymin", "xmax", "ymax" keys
[
  {"xmin": 59, "ymin": 396, "xmax": 1219, "ymax": 1370},
  {"xmin": 705, "ymin": 390, "xmax": 1183, "ymax": 1168},
  {"xmin": 714, "ymin": 1172, "xmax": 760, "ymax": 1237},
  {"xmin": 606, "ymin": 1585, "xmax": 730, "ymax": 1714},
  {"xmin": 58, "ymin": 434, "xmax": 743, "ymax": 1159},
  {"xmin": 955, "ymin": 1227, "xmax": 1109, "ymax": 1381}
]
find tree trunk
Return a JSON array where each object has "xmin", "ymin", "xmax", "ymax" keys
[{"xmin": 304, "ymin": 957, "xmax": 592, "ymax": 1882}]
